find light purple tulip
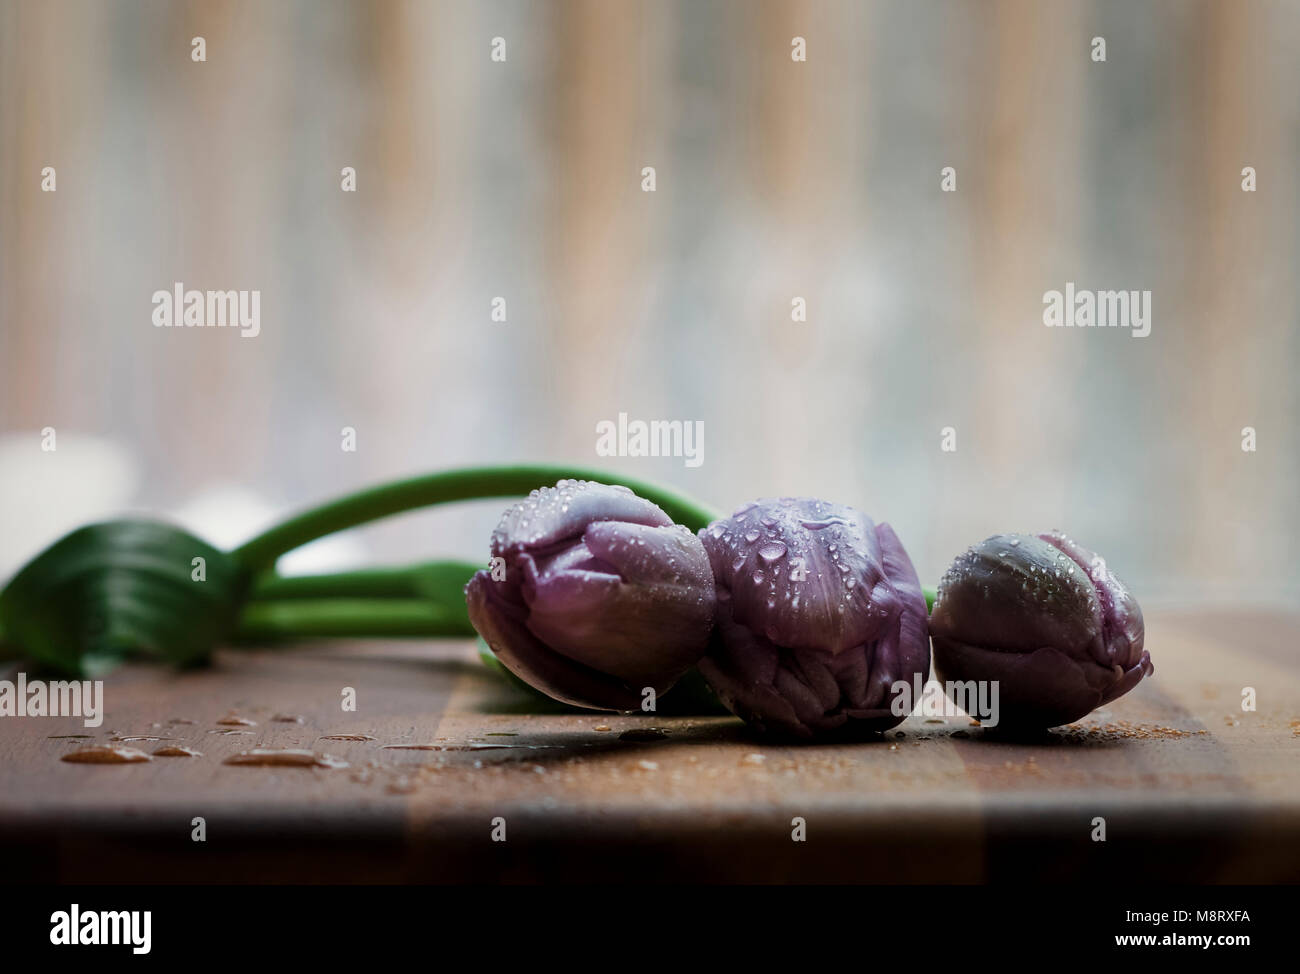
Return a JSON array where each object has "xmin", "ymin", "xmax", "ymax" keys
[
  {"xmin": 465, "ymin": 480, "xmax": 716, "ymax": 711},
  {"xmin": 697, "ymin": 498, "xmax": 930, "ymax": 740},
  {"xmin": 929, "ymin": 531, "xmax": 1152, "ymax": 729}
]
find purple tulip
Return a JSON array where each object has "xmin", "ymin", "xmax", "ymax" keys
[
  {"xmin": 464, "ymin": 480, "xmax": 716, "ymax": 711},
  {"xmin": 929, "ymin": 531, "xmax": 1152, "ymax": 729},
  {"xmin": 697, "ymin": 498, "xmax": 930, "ymax": 740}
]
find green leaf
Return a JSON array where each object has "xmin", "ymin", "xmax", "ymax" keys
[{"xmin": 0, "ymin": 520, "xmax": 247, "ymax": 677}]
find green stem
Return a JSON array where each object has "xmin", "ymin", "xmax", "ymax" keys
[
  {"xmin": 234, "ymin": 598, "xmax": 474, "ymax": 641},
  {"xmin": 238, "ymin": 560, "xmax": 481, "ymax": 640},
  {"xmin": 232, "ymin": 464, "xmax": 722, "ymax": 573},
  {"xmin": 248, "ymin": 560, "xmax": 481, "ymax": 601},
  {"xmin": 923, "ymin": 586, "xmax": 936, "ymax": 613}
]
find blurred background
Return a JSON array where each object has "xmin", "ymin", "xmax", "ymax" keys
[{"xmin": 1, "ymin": 0, "xmax": 1297, "ymax": 606}]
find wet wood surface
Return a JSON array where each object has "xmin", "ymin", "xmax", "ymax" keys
[{"xmin": 2, "ymin": 608, "xmax": 1297, "ymax": 883}]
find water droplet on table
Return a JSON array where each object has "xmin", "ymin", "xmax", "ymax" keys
[
  {"xmin": 223, "ymin": 749, "xmax": 348, "ymax": 769},
  {"xmin": 62, "ymin": 746, "xmax": 152, "ymax": 764}
]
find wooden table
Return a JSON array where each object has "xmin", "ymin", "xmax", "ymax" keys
[{"xmin": 3, "ymin": 608, "xmax": 1298, "ymax": 883}]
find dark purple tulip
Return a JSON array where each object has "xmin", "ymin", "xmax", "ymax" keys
[
  {"xmin": 465, "ymin": 480, "xmax": 716, "ymax": 711},
  {"xmin": 929, "ymin": 531, "xmax": 1152, "ymax": 729},
  {"xmin": 697, "ymin": 498, "xmax": 930, "ymax": 740}
]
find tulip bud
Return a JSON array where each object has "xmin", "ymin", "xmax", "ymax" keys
[
  {"xmin": 464, "ymin": 480, "xmax": 716, "ymax": 710},
  {"xmin": 929, "ymin": 531, "xmax": 1152, "ymax": 729},
  {"xmin": 697, "ymin": 498, "xmax": 930, "ymax": 740}
]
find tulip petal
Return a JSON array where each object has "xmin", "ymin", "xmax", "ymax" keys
[
  {"xmin": 932, "ymin": 636, "xmax": 1112, "ymax": 728},
  {"xmin": 465, "ymin": 570, "xmax": 644, "ymax": 711},
  {"xmin": 516, "ymin": 523, "xmax": 714, "ymax": 686},
  {"xmin": 701, "ymin": 498, "xmax": 897, "ymax": 655},
  {"xmin": 490, "ymin": 480, "xmax": 671, "ymax": 557},
  {"xmin": 1039, "ymin": 530, "xmax": 1146, "ymax": 669},
  {"xmin": 931, "ymin": 534, "xmax": 1104, "ymax": 662},
  {"xmin": 584, "ymin": 520, "xmax": 713, "ymax": 591},
  {"xmin": 1098, "ymin": 650, "xmax": 1154, "ymax": 706}
]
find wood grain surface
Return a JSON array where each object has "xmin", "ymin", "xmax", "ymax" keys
[{"xmin": 2, "ymin": 608, "xmax": 1297, "ymax": 883}]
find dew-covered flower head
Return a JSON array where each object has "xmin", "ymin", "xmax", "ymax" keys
[
  {"xmin": 465, "ymin": 480, "xmax": 716, "ymax": 711},
  {"xmin": 697, "ymin": 498, "xmax": 930, "ymax": 740},
  {"xmin": 929, "ymin": 531, "xmax": 1151, "ymax": 729}
]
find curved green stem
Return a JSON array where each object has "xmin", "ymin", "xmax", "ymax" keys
[
  {"xmin": 232, "ymin": 465, "xmax": 722, "ymax": 573},
  {"xmin": 234, "ymin": 598, "xmax": 475, "ymax": 641},
  {"xmin": 249, "ymin": 560, "xmax": 481, "ymax": 602},
  {"xmin": 238, "ymin": 559, "xmax": 480, "ymax": 641}
]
